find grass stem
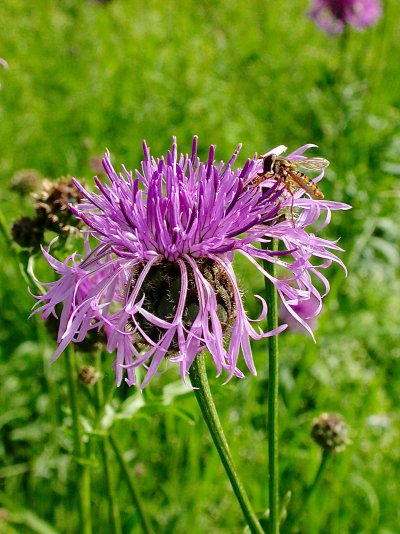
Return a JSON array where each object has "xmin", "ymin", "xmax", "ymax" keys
[
  {"xmin": 262, "ymin": 238, "xmax": 280, "ymax": 534},
  {"xmin": 109, "ymin": 434, "xmax": 154, "ymax": 534}
]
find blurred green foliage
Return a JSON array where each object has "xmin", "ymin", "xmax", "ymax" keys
[{"xmin": 1, "ymin": 0, "xmax": 400, "ymax": 532}]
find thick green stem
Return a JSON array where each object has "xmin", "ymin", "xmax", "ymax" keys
[
  {"xmin": 109, "ymin": 434, "xmax": 154, "ymax": 534},
  {"xmin": 262, "ymin": 239, "xmax": 280, "ymax": 534},
  {"xmin": 65, "ymin": 346, "xmax": 92, "ymax": 534},
  {"xmin": 189, "ymin": 354, "xmax": 264, "ymax": 534},
  {"xmin": 95, "ymin": 354, "xmax": 122, "ymax": 534}
]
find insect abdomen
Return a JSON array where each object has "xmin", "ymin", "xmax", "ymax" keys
[{"xmin": 292, "ymin": 171, "xmax": 324, "ymax": 199}]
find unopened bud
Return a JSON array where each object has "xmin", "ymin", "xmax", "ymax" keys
[
  {"xmin": 35, "ymin": 177, "xmax": 83, "ymax": 233},
  {"xmin": 78, "ymin": 366, "xmax": 99, "ymax": 386},
  {"xmin": 311, "ymin": 413, "xmax": 350, "ymax": 453},
  {"xmin": 11, "ymin": 216, "xmax": 43, "ymax": 249}
]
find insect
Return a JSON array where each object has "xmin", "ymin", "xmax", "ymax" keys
[{"xmin": 260, "ymin": 153, "xmax": 328, "ymax": 200}]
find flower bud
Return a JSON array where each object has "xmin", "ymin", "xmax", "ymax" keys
[
  {"xmin": 78, "ymin": 366, "xmax": 100, "ymax": 386},
  {"xmin": 311, "ymin": 412, "xmax": 350, "ymax": 453},
  {"xmin": 11, "ymin": 216, "xmax": 44, "ymax": 249},
  {"xmin": 34, "ymin": 177, "xmax": 83, "ymax": 233}
]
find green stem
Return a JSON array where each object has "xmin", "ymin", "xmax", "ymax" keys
[
  {"xmin": 295, "ymin": 450, "xmax": 331, "ymax": 528},
  {"xmin": 0, "ymin": 208, "xmax": 12, "ymax": 247},
  {"xmin": 65, "ymin": 345, "xmax": 92, "ymax": 534},
  {"xmin": 303, "ymin": 450, "xmax": 331, "ymax": 506},
  {"xmin": 109, "ymin": 434, "xmax": 154, "ymax": 534},
  {"xmin": 99, "ymin": 440, "xmax": 122, "ymax": 534},
  {"xmin": 262, "ymin": 238, "xmax": 279, "ymax": 534},
  {"xmin": 189, "ymin": 354, "xmax": 264, "ymax": 534},
  {"xmin": 95, "ymin": 354, "xmax": 122, "ymax": 534}
]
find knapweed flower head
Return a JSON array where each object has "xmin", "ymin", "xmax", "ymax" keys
[
  {"xmin": 311, "ymin": 412, "xmax": 350, "ymax": 452},
  {"xmin": 34, "ymin": 177, "xmax": 84, "ymax": 233},
  {"xmin": 309, "ymin": 0, "xmax": 382, "ymax": 34},
  {"xmin": 32, "ymin": 137, "xmax": 349, "ymax": 388},
  {"xmin": 11, "ymin": 177, "xmax": 83, "ymax": 251}
]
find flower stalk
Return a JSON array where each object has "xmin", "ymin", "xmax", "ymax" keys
[
  {"xmin": 64, "ymin": 345, "xmax": 92, "ymax": 534},
  {"xmin": 262, "ymin": 239, "xmax": 280, "ymax": 534},
  {"xmin": 189, "ymin": 353, "xmax": 264, "ymax": 534},
  {"xmin": 295, "ymin": 450, "xmax": 331, "ymax": 528},
  {"xmin": 304, "ymin": 450, "xmax": 331, "ymax": 505}
]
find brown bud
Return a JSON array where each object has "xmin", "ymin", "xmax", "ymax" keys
[
  {"xmin": 34, "ymin": 177, "xmax": 83, "ymax": 232},
  {"xmin": 311, "ymin": 413, "xmax": 350, "ymax": 453},
  {"xmin": 11, "ymin": 216, "xmax": 43, "ymax": 249},
  {"xmin": 78, "ymin": 366, "xmax": 100, "ymax": 386}
]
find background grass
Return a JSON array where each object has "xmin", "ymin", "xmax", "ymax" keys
[{"xmin": 1, "ymin": 0, "xmax": 400, "ymax": 532}]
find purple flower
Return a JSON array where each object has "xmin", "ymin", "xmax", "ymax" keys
[
  {"xmin": 32, "ymin": 138, "xmax": 350, "ymax": 388},
  {"xmin": 309, "ymin": 0, "xmax": 382, "ymax": 34}
]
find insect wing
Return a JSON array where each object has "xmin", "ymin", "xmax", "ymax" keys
[{"xmin": 295, "ymin": 157, "xmax": 329, "ymax": 171}]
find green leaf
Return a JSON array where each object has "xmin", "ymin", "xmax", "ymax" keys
[
  {"xmin": 280, "ymin": 491, "xmax": 292, "ymax": 524},
  {"xmin": 114, "ymin": 395, "xmax": 146, "ymax": 422},
  {"xmin": 140, "ymin": 404, "xmax": 196, "ymax": 424},
  {"xmin": 0, "ymin": 492, "xmax": 60, "ymax": 534},
  {"xmin": 162, "ymin": 380, "xmax": 192, "ymax": 405},
  {"xmin": 11, "ymin": 510, "xmax": 60, "ymax": 534}
]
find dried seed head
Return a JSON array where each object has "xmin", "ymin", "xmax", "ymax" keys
[
  {"xmin": 127, "ymin": 259, "xmax": 236, "ymax": 353},
  {"xmin": 11, "ymin": 216, "xmax": 44, "ymax": 249},
  {"xmin": 78, "ymin": 366, "xmax": 100, "ymax": 386},
  {"xmin": 311, "ymin": 412, "xmax": 350, "ymax": 453},
  {"xmin": 10, "ymin": 169, "xmax": 42, "ymax": 196},
  {"xmin": 34, "ymin": 177, "xmax": 83, "ymax": 232}
]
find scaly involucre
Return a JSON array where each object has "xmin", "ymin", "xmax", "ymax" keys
[{"xmin": 33, "ymin": 137, "xmax": 349, "ymax": 387}]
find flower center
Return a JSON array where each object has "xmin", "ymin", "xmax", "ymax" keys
[{"xmin": 127, "ymin": 259, "xmax": 236, "ymax": 350}]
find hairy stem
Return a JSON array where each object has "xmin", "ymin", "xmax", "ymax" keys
[
  {"xmin": 262, "ymin": 238, "xmax": 280, "ymax": 534},
  {"xmin": 189, "ymin": 354, "xmax": 264, "ymax": 534},
  {"xmin": 65, "ymin": 345, "xmax": 92, "ymax": 534}
]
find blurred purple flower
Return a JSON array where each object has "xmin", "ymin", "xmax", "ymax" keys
[
  {"xmin": 309, "ymin": 0, "xmax": 382, "ymax": 34},
  {"xmin": 32, "ymin": 138, "xmax": 350, "ymax": 388}
]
